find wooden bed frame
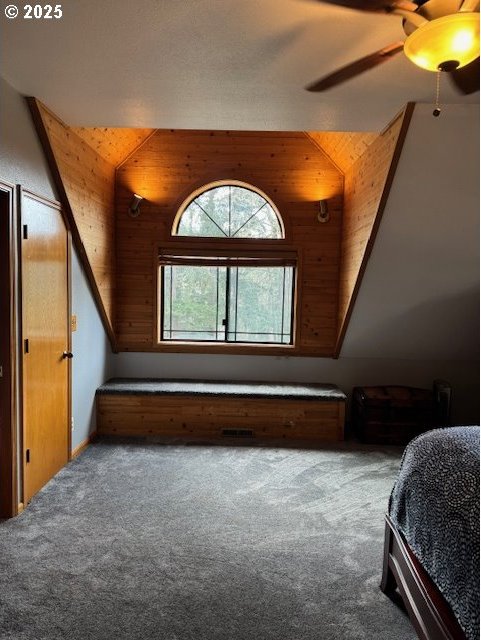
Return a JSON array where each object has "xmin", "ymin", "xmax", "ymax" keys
[{"xmin": 381, "ymin": 514, "xmax": 466, "ymax": 640}]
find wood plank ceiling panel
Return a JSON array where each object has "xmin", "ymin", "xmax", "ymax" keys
[
  {"xmin": 306, "ymin": 131, "xmax": 378, "ymax": 174},
  {"xmin": 71, "ymin": 127, "xmax": 156, "ymax": 167}
]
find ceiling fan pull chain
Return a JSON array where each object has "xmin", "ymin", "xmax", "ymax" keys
[{"xmin": 433, "ymin": 70, "xmax": 442, "ymax": 117}]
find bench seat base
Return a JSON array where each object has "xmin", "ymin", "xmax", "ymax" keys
[{"xmin": 96, "ymin": 379, "xmax": 346, "ymax": 442}]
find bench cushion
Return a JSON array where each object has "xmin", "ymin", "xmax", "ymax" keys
[{"xmin": 96, "ymin": 378, "xmax": 346, "ymax": 402}]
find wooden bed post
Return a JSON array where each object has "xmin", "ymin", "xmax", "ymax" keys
[{"xmin": 380, "ymin": 515, "xmax": 397, "ymax": 594}]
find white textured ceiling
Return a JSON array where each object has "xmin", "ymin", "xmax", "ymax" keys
[{"xmin": 0, "ymin": 0, "xmax": 478, "ymax": 131}]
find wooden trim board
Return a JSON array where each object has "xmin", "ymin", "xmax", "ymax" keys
[
  {"xmin": 71, "ymin": 432, "xmax": 97, "ymax": 459},
  {"xmin": 67, "ymin": 232, "xmax": 72, "ymax": 460},
  {"xmin": 0, "ymin": 180, "xmax": 19, "ymax": 518}
]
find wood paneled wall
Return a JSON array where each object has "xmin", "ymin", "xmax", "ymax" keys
[
  {"xmin": 29, "ymin": 99, "xmax": 413, "ymax": 357},
  {"xmin": 335, "ymin": 104, "xmax": 415, "ymax": 354},
  {"xmin": 115, "ymin": 130, "xmax": 344, "ymax": 356},
  {"xmin": 28, "ymin": 100, "xmax": 117, "ymax": 343}
]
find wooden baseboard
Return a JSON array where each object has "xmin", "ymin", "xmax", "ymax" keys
[
  {"xmin": 17, "ymin": 502, "xmax": 25, "ymax": 514},
  {"xmin": 71, "ymin": 432, "xmax": 97, "ymax": 459}
]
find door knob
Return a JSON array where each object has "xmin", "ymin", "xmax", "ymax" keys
[{"xmin": 62, "ymin": 351, "xmax": 73, "ymax": 359}]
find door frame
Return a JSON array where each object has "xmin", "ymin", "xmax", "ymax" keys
[
  {"xmin": 0, "ymin": 180, "xmax": 19, "ymax": 518},
  {"xmin": 18, "ymin": 187, "xmax": 72, "ymax": 508}
]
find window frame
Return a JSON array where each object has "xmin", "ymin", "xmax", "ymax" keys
[
  {"xmin": 155, "ymin": 239, "xmax": 299, "ymax": 353},
  {"xmin": 158, "ymin": 248, "xmax": 296, "ymax": 346},
  {"xmin": 155, "ymin": 181, "xmax": 298, "ymax": 354}
]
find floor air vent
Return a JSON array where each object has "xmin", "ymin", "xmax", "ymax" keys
[{"xmin": 222, "ymin": 428, "xmax": 255, "ymax": 438}]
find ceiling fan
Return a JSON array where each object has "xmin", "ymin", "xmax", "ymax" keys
[{"xmin": 306, "ymin": 0, "xmax": 480, "ymax": 94}]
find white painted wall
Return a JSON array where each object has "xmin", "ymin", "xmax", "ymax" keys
[
  {"xmin": 113, "ymin": 103, "xmax": 479, "ymax": 425},
  {"xmin": 0, "ymin": 75, "xmax": 113, "ymax": 454},
  {"xmin": 340, "ymin": 102, "xmax": 479, "ymax": 422},
  {"xmin": 0, "ymin": 76, "xmax": 56, "ymax": 199},
  {"xmin": 71, "ymin": 250, "xmax": 112, "ymax": 449},
  {"xmin": 342, "ymin": 103, "xmax": 479, "ymax": 362}
]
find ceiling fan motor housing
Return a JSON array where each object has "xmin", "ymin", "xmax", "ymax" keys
[{"xmin": 403, "ymin": 9, "xmax": 480, "ymax": 71}]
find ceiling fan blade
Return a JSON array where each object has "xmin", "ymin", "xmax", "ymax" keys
[
  {"xmin": 449, "ymin": 58, "xmax": 480, "ymax": 94},
  {"xmin": 315, "ymin": 0, "xmax": 418, "ymax": 12},
  {"xmin": 305, "ymin": 42, "xmax": 404, "ymax": 92},
  {"xmin": 459, "ymin": 0, "xmax": 480, "ymax": 11}
]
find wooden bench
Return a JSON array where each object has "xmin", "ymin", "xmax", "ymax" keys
[{"xmin": 96, "ymin": 378, "xmax": 347, "ymax": 442}]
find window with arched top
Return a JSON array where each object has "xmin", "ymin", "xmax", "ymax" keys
[
  {"xmin": 173, "ymin": 181, "xmax": 284, "ymax": 239},
  {"xmin": 160, "ymin": 182, "xmax": 295, "ymax": 347}
]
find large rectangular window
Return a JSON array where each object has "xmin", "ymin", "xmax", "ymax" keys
[{"xmin": 161, "ymin": 262, "xmax": 295, "ymax": 345}]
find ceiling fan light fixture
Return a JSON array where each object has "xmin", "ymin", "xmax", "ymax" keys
[{"xmin": 404, "ymin": 12, "xmax": 480, "ymax": 71}]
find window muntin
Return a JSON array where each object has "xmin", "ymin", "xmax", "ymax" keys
[
  {"xmin": 174, "ymin": 183, "xmax": 284, "ymax": 239},
  {"xmin": 161, "ymin": 264, "xmax": 294, "ymax": 345}
]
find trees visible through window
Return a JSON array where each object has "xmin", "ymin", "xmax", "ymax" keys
[
  {"xmin": 174, "ymin": 183, "xmax": 283, "ymax": 239},
  {"xmin": 160, "ymin": 182, "xmax": 295, "ymax": 347},
  {"xmin": 162, "ymin": 263, "xmax": 294, "ymax": 344}
]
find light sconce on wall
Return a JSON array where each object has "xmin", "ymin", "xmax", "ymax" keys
[
  {"xmin": 128, "ymin": 194, "xmax": 144, "ymax": 218},
  {"xmin": 317, "ymin": 199, "xmax": 330, "ymax": 223}
]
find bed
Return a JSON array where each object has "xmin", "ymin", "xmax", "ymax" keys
[{"xmin": 381, "ymin": 426, "xmax": 480, "ymax": 640}]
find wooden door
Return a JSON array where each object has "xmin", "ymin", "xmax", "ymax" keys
[{"xmin": 21, "ymin": 191, "xmax": 70, "ymax": 505}]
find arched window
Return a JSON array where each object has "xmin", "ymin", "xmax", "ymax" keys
[
  {"xmin": 173, "ymin": 181, "xmax": 284, "ymax": 239},
  {"xmin": 160, "ymin": 182, "xmax": 295, "ymax": 347}
]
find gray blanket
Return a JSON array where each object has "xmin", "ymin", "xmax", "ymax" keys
[{"xmin": 389, "ymin": 426, "xmax": 480, "ymax": 640}]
